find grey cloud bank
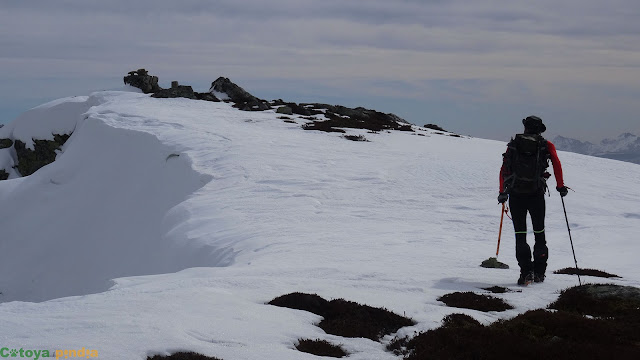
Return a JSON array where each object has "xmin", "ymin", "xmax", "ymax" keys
[{"xmin": 1, "ymin": 0, "xmax": 639, "ymax": 142}]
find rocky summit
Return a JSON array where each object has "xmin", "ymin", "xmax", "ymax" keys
[
  {"xmin": 123, "ymin": 68, "xmax": 161, "ymax": 94},
  {"xmin": 123, "ymin": 69, "xmax": 410, "ymax": 132},
  {"xmin": 0, "ymin": 69, "xmax": 413, "ymax": 182},
  {"xmin": 209, "ymin": 77, "xmax": 270, "ymax": 111}
]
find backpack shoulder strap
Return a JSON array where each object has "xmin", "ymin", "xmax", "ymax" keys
[{"xmin": 537, "ymin": 136, "xmax": 550, "ymax": 158}]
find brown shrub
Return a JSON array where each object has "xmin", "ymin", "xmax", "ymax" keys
[
  {"xmin": 438, "ymin": 292, "xmax": 513, "ymax": 312},
  {"xmin": 549, "ymin": 284, "xmax": 640, "ymax": 318},
  {"xmin": 482, "ymin": 286, "xmax": 518, "ymax": 294},
  {"xmin": 553, "ymin": 267, "xmax": 620, "ymax": 278},
  {"xmin": 295, "ymin": 339, "xmax": 347, "ymax": 358},
  {"xmin": 269, "ymin": 293, "xmax": 414, "ymax": 340},
  {"xmin": 398, "ymin": 284, "xmax": 640, "ymax": 359}
]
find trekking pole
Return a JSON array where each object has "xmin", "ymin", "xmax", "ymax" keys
[
  {"xmin": 561, "ymin": 197, "xmax": 582, "ymax": 285},
  {"xmin": 496, "ymin": 203, "xmax": 505, "ymax": 256}
]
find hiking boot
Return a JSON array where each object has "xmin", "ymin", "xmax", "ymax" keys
[
  {"xmin": 517, "ymin": 271, "xmax": 534, "ymax": 285},
  {"xmin": 534, "ymin": 273, "xmax": 545, "ymax": 283}
]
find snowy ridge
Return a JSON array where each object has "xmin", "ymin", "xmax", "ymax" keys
[
  {"xmin": 0, "ymin": 95, "xmax": 92, "ymax": 149},
  {"xmin": 0, "ymin": 91, "xmax": 218, "ymax": 302},
  {"xmin": 1, "ymin": 91, "xmax": 639, "ymax": 359}
]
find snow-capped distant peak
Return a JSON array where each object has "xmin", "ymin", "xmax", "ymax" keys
[
  {"xmin": 553, "ymin": 133, "xmax": 640, "ymax": 164},
  {"xmin": 598, "ymin": 133, "xmax": 639, "ymax": 153}
]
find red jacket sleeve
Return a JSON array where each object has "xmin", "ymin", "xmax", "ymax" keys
[{"xmin": 547, "ymin": 141, "xmax": 565, "ymax": 188}]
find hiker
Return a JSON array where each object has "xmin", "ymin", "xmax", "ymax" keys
[{"xmin": 498, "ymin": 116, "xmax": 568, "ymax": 285}]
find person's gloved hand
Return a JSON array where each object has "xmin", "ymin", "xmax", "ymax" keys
[
  {"xmin": 557, "ymin": 186, "xmax": 568, "ymax": 197},
  {"xmin": 498, "ymin": 192, "xmax": 509, "ymax": 204}
]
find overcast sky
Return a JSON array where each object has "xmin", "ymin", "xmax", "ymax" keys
[{"xmin": 1, "ymin": 0, "xmax": 639, "ymax": 142}]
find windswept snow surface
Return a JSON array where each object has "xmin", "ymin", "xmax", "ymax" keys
[{"xmin": 1, "ymin": 91, "xmax": 639, "ymax": 359}]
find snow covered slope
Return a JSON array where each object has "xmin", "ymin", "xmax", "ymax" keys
[{"xmin": 1, "ymin": 91, "xmax": 639, "ymax": 359}]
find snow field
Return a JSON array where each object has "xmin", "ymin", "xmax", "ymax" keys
[{"xmin": 0, "ymin": 90, "xmax": 639, "ymax": 359}]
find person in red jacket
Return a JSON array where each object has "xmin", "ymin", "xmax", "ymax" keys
[{"xmin": 498, "ymin": 116, "xmax": 568, "ymax": 285}]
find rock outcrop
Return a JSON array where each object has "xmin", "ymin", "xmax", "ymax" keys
[
  {"xmin": 301, "ymin": 104, "xmax": 412, "ymax": 133},
  {"xmin": 423, "ymin": 124, "xmax": 446, "ymax": 132},
  {"xmin": 210, "ymin": 77, "xmax": 270, "ymax": 111},
  {"xmin": 270, "ymin": 100, "xmax": 320, "ymax": 116},
  {"xmin": 151, "ymin": 82, "xmax": 220, "ymax": 102},
  {"xmin": 194, "ymin": 92, "xmax": 220, "ymax": 102},
  {"xmin": 13, "ymin": 134, "xmax": 71, "ymax": 176},
  {"xmin": 124, "ymin": 70, "xmax": 220, "ymax": 102},
  {"xmin": 151, "ymin": 85, "xmax": 198, "ymax": 100},
  {"xmin": 124, "ymin": 69, "xmax": 162, "ymax": 94},
  {"xmin": 122, "ymin": 71, "xmax": 409, "ymax": 135},
  {"xmin": 276, "ymin": 106, "xmax": 293, "ymax": 115}
]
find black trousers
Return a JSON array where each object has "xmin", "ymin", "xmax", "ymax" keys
[{"xmin": 509, "ymin": 193, "xmax": 548, "ymax": 275}]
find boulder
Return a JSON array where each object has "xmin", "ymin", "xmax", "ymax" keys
[
  {"xmin": 424, "ymin": 124, "xmax": 446, "ymax": 132},
  {"xmin": 123, "ymin": 69, "xmax": 162, "ymax": 94},
  {"xmin": 0, "ymin": 169, "xmax": 7, "ymax": 181},
  {"xmin": 0, "ymin": 138, "xmax": 13, "ymax": 149},
  {"xmin": 209, "ymin": 77, "xmax": 270, "ymax": 111},
  {"xmin": 276, "ymin": 106, "xmax": 293, "ymax": 115}
]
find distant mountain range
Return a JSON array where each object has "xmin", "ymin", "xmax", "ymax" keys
[{"xmin": 553, "ymin": 133, "xmax": 640, "ymax": 164}]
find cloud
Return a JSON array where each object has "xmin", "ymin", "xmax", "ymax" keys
[{"xmin": 1, "ymin": 0, "xmax": 639, "ymax": 140}]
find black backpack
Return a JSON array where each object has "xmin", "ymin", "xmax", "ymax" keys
[{"xmin": 502, "ymin": 134, "xmax": 550, "ymax": 194}]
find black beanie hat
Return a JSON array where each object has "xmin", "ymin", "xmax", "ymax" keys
[{"xmin": 522, "ymin": 115, "xmax": 546, "ymax": 133}]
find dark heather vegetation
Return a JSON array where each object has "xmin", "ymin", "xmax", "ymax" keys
[
  {"xmin": 437, "ymin": 292, "xmax": 514, "ymax": 312},
  {"xmin": 482, "ymin": 286, "xmax": 519, "ymax": 294},
  {"xmin": 268, "ymin": 292, "xmax": 415, "ymax": 341},
  {"xmin": 554, "ymin": 267, "xmax": 620, "ymax": 278},
  {"xmin": 295, "ymin": 339, "xmax": 348, "ymax": 358},
  {"xmin": 389, "ymin": 283, "xmax": 640, "ymax": 360},
  {"xmin": 147, "ymin": 352, "xmax": 223, "ymax": 360},
  {"xmin": 549, "ymin": 284, "xmax": 640, "ymax": 318}
]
